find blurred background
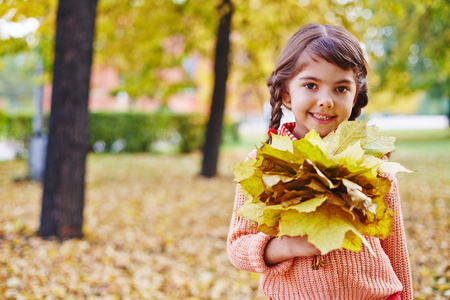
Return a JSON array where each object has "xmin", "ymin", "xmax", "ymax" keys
[{"xmin": 0, "ymin": 0, "xmax": 449, "ymax": 299}]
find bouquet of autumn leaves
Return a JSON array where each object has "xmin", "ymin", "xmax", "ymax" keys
[{"xmin": 232, "ymin": 120, "xmax": 411, "ymax": 264}]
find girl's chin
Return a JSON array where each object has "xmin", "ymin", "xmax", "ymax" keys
[
  {"xmin": 312, "ymin": 126, "xmax": 334, "ymax": 138},
  {"xmin": 318, "ymin": 132, "xmax": 330, "ymax": 138}
]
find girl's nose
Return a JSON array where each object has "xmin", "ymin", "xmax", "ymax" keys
[{"xmin": 317, "ymin": 92, "xmax": 334, "ymax": 108}]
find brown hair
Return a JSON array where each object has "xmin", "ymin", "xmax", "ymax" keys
[{"xmin": 267, "ymin": 23, "xmax": 368, "ymax": 139}]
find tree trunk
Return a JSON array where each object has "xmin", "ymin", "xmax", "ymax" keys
[
  {"xmin": 201, "ymin": 0, "xmax": 233, "ymax": 178},
  {"xmin": 40, "ymin": 0, "xmax": 98, "ymax": 239}
]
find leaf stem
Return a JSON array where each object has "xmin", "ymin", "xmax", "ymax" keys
[{"xmin": 311, "ymin": 254, "xmax": 324, "ymax": 270}]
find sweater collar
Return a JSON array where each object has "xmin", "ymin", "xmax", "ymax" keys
[{"xmin": 278, "ymin": 122, "xmax": 298, "ymax": 141}]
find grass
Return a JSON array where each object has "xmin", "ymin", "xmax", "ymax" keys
[
  {"xmin": 0, "ymin": 129, "xmax": 449, "ymax": 299},
  {"xmin": 224, "ymin": 127, "xmax": 450, "ymax": 156},
  {"xmin": 381, "ymin": 128, "xmax": 450, "ymax": 157}
]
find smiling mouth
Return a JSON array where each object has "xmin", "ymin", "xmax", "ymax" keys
[{"xmin": 311, "ymin": 113, "xmax": 333, "ymax": 120}]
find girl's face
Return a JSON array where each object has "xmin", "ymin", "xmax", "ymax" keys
[{"xmin": 282, "ymin": 55, "xmax": 358, "ymax": 139}]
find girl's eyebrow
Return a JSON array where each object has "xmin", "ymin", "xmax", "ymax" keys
[
  {"xmin": 297, "ymin": 76, "xmax": 320, "ymax": 82},
  {"xmin": 335, "ymin": 79, "xmax": 355, "ymax": 85},
  {"xmin": 297, "ymin": 76, "xmax": 355, "ymax": 85}
]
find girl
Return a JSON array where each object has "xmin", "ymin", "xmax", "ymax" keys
[{"xmin": 227, "ymin": 24, "xmax": 413, "ymax": 300}]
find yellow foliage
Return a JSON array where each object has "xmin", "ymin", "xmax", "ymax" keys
[{"xmin": 233, "ymin": 121, "xmax": 411, "ymax": 255}]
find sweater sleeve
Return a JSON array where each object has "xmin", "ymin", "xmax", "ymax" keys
[
  {"xmin": 380, "ymin": 173, "xmax": 413, "ymax": 300},
  {"xmin": 227, "ymin": 152, "xmax": 294, "ymax": 276}
]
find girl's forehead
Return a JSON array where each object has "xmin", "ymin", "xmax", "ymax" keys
[
  {"xmin": 292, "ymin": 54, "xmax": 357, "ymax": 85},
  {"xmin": 295, "ymin": 53, "xmax": 317, "ymax": 70},
  {"xmin": 296, "ymin": 53, "xmax": 355, "ymax": 75}
]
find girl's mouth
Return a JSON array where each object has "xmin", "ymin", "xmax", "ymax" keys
[{"xmin": 310, "ymin": 113, "xmax": 334, "ymax": 121}]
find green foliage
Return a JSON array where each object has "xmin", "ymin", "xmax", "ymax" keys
[
  {"xmin": 0, "ymin": 111, "xmax": 239, "ymax": 153},
  {"xmin": 87, "ymin": 111, "xmax": 205, "ymax": 153},
  {"xmin": 0, "ymin": 1, "xmax": 57, "ymax": 72},
  {"xmin": 0, "ymin": 54, "xmax": 36, "ymax": 109},
  {"xmin": 94, "ymin": 0, "xmax": 218, "ymax": 99},
  {"xmin": 362, "ymin": 0, "xmax": 449, "ymax": 101},
  {"xmin": 171, "ymin": 113, "xmax": 206, "ymax": 153},
  {"xmin": 0, "ymin": 111, "xmax": 7, "ymax": 137},
  {"xmin": 0, "ymin": 112, "xmax": 34, "ymax": 140}
]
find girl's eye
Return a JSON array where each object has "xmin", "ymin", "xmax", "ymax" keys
[
  {"xmin": 336, "ymin": 86, "xmax": 349, "ymax": 93},
  {"xmin": 305, "ymin": 83, "xmax": 317, "ymax": 89}
]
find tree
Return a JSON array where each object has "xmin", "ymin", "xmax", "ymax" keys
[
  {"xmin": 201, "ymin": 0, "xmax": 233, "ymax": 177},
  {"xmin": 94, "ymin": 1, "xmax": 194, "ymax": 101},
  {"xmin": 39, "ymin": 0, "xmax": 98, "ymax": 239},
  {"xmin": 360, "ymin": 0, "xmax": 449, "ymax": 118}
]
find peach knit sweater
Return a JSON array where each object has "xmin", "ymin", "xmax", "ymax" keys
[{"xmin": 227, "ymin": 124, "xmax": 413, "ymax": 300}]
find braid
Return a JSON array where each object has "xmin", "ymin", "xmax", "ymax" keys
[{"xmin": 266, "ymin": 72, "xmax": 285, "ymax": 144}]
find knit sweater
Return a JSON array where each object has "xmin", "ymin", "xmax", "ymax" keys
[{"xmin": 227, "ymin": 123, "xmax": 413, "ymax": 300}]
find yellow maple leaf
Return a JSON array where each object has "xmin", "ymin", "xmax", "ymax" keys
[
  {"xmin": 278, "ymin": 203, "xmax": 374, "ymax": 255},
  {"xmin": 231, "ymin": 157, "xmax": 256, "ymax": 182}
]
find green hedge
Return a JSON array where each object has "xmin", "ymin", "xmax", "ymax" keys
[
  {"xmin": 0, "ymin": 112, "xmax": 35, "ymax": 140},
  {"xmin": 0, "ymin": 111, "xmax": 239, "ymax": 154}
]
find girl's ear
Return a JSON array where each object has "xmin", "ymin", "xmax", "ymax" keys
[
  {"xmin": 282, "ymin": 93, "xmax": 292, "ymax": 109},
  {"xmin": 281, "ymin": 85, "xmax": 292, "ymax": 109}
]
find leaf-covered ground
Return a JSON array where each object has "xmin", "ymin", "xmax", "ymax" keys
[{"xmin": 0, "ymin": 145, "xmax": 449, "ymax": 299}]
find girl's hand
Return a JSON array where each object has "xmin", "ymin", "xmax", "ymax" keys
[{"xmin": 264, "ymin": 235, "xmax": 321, "ymax": 266}]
